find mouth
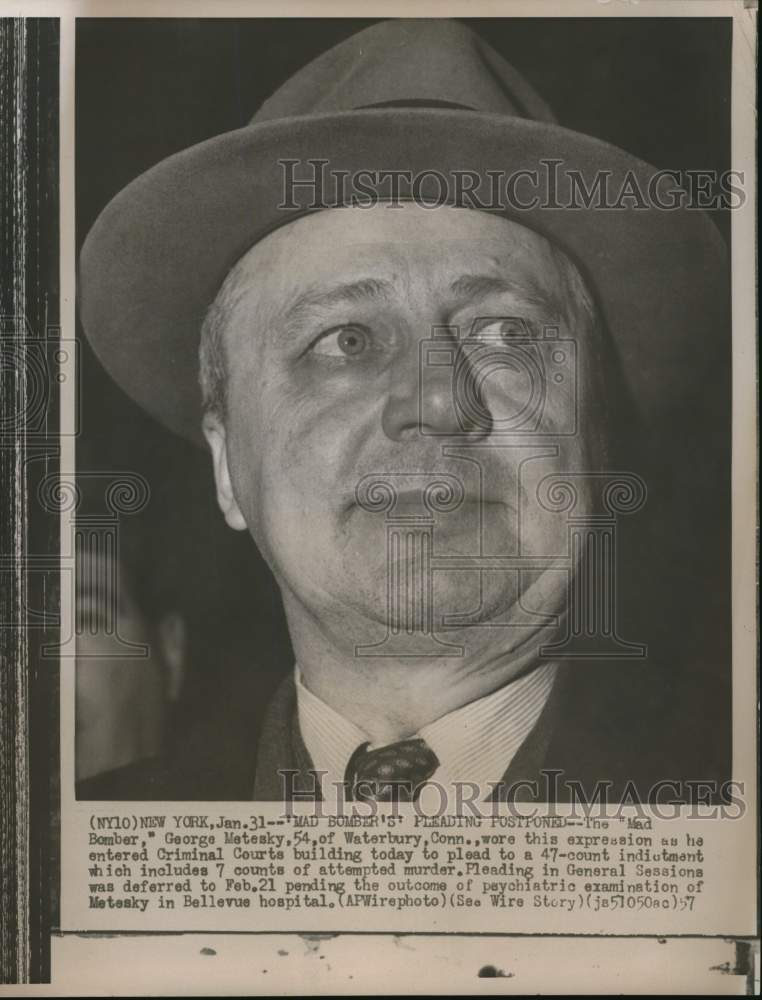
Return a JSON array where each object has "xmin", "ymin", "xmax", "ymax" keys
[
  {"xmin": 343, "ymin": 470, "xmax": 517, "ymax": 520},
  {"xmin": 393, "ymin": 489, "xmax": 505, "ymax": 509},
  {"xmin": 345, "ymin": 488, "xmax": 510, "ymax": 521}
]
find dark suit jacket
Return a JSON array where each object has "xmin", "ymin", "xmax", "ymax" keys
[{"xmin": 77, "ymin": 657, "xmax": 722, "ymax": 803}]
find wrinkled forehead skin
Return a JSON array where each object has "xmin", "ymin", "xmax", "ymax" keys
[{"xmin": 212, "ymin": 203, "xmax": 586, "ymax": 354}]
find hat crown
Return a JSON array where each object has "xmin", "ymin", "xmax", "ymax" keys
[{"xmin": 251, "ymin": 19, "xmax": 556, "ymax": 125}]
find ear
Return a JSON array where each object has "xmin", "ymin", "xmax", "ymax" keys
[{"xmin": 202, "ymin": 413, "xmax": 248, "ymax": 531}]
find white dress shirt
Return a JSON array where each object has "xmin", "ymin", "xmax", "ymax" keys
[{"xmin": 295, "ymin": 662, "xmax": 557, "ymax": 800}]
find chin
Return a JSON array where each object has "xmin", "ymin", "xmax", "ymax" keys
[{"xmin": 434, "ymin": 575, "xmax": 519, "ymax": 624}]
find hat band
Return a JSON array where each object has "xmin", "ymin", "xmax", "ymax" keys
[{"xmin": 358, "ymin": 99, "xmax": 476, "ymax": 111}]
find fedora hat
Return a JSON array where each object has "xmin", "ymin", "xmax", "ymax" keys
[{"xmin": 79, "ymin": 18, "xmax": 728, "ymax": 447}]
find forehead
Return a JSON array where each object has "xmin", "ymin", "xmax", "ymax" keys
[{"xmin": 222, "ymin": 203, "xmax": 566, "ymax": 308}]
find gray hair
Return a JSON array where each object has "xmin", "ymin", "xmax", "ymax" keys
[{"xmin": 198, "ymin": 253, "xmax": 254, "ymax": 422}]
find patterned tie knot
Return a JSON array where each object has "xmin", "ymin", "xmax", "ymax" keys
[{"xmin": 346, "ymin": 738, "xmax": 439, "ymax": 802}]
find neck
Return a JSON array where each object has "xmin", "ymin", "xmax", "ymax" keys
[{"xmin": 282, "ymin": 591, "xmax": 547, "ymax": 744}]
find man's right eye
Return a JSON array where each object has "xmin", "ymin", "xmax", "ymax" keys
[
  {"xmin": 311, "ymin": 325, "xmax": 370, "ymax": 358},
  {"xmin": 470, "ymin": 316, "xmax": 530, "ymax": 341}
]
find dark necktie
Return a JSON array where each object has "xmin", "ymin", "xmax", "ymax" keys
[{"xmin": 345, "ymin": 738, "xmax": 439, "ymax": 802}]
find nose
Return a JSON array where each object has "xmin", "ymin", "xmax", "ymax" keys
[{"xmin": 380, "ymin": 337, "xmax": 491, "ymax": 442}]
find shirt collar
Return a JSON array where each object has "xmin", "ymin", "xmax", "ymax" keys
[
  {"xmin": 296, "ymin": 672, "xmax": 367, "ymax": 798},
  {"xmin": 295, "ymin": 662, "xmax": 557, "ymax": 798},
  {"xmin": 420, "ymin": 662, "xmax": 557, "ymax": 785}
]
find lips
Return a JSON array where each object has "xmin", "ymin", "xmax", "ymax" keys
[
  {"xmin": 353, "ymin": 490, "xmax": 511, "ymax": 520},
  {"xmin": 391, "ymin": 490, "xmax": 504, "ymax": 507},
  {"xmin": 344, "ymin": 467, "xmax": 519, "ymax": 519}
]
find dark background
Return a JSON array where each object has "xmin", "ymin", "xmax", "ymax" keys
[{"xmin": 75, "ymin": 18, "xmax": 732, "ymax": 773}]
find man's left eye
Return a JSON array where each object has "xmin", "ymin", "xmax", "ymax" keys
[{"xmin": 311, "ymin": 325, "xmax": 370, "ymax": 358}]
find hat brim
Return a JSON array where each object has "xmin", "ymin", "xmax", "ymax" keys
[{"xmin": 79, "ymin": 108, "xmax": 728, "ymax": 447}]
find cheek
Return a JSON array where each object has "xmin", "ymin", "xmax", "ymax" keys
[{"xmin": 225, "ymin": 378, "xmax": 370, "ymax": 532}]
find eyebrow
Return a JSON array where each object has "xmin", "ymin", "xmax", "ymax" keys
[
  {"xmin": 448, "ymin": 273, "xmax": 559, "ymax": 314},
  {"xmin": 275, "ymin": 271, "xmax": 561, "ymax": 339},
  {"xmin": 280, "ymin": 277, "xmax": 395, "ymax": 329}
]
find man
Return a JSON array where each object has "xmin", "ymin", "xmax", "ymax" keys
[
  {"xmin": 79, "ymin": 19, "xmax": 730, "ymax": 802},
  {"xmin": 75, "ymin": 546, "xmax": 185, "ymax": 786}
]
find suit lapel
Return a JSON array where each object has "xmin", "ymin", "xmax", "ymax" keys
[
  {"xmin": 490, "ymin": 673, "xmax": 561, "ymax": 802},
  {"xmin": 253, "ymin": 673, "xmax": 322, "ymax": 801}
]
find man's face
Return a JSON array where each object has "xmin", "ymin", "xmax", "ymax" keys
[{"xmin": 206, "ymin": 204, "xmax": 597, "ymax": 654}]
